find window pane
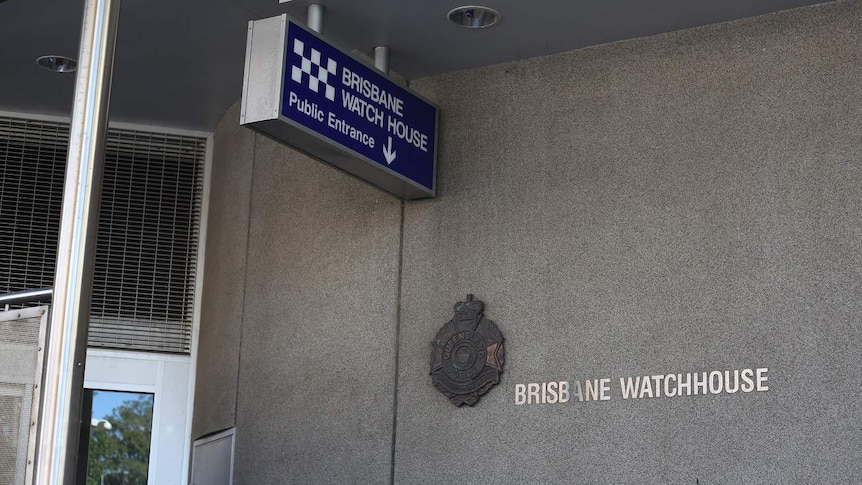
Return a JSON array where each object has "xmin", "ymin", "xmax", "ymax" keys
[{"xmin": 85, "ymin": 390, "xmax": 154, "ymax": 485}]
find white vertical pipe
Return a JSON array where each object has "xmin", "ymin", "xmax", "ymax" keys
[
  {"xmin": 35, "ymin": 0, "xmax": 121, "ymax": 482},
  {"xmin": 374, "ymin": 46, "xmax": 389, "ymax": 74},
  {"xmin": 307, "ymin": 4, "xmax": 324, "ymax": 33}
]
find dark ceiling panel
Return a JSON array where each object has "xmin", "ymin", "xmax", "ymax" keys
[{"xmin": 0, "ymin": 0, "xmax": 834, "ymax": 131}]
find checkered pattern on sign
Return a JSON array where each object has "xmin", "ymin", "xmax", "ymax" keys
[{"xmin": 290, "ymin": 39, "xmax": 337, "ymax": 101}]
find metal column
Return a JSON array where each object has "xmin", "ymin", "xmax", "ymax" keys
[
  {"xmin": 35, "ymin": 0, "xmax": 121, "ymax": 482},
  {"xmin": 374, "ymin": 46, "xmax": 390, "ymax": 74},
  {"xmin": 307, "ymin": 4, "xmax": 324, "ymax": 33},
  {"xmin": 306, "ymin": 3, "xmax": 323, "ymax": 34}
]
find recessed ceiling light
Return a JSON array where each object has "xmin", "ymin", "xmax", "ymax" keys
[
  {"xmin": 36, "ymin": 56, "xmax": 77, "ymax": 73},
  {"xmin": 448, "ymin": 6, "xmax": 501, "ymax": 29}
]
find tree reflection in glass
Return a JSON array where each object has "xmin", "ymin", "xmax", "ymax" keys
[{"xmin": 86, "ymin": 391, "xmax": 153, "ymax": 485}]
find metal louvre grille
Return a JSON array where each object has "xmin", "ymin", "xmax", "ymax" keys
[
  {"xmin": 0, "ymin": 307, "xmax": 46, "ymax": 485},
  {"xmin": 0, "ymin": 115, "xmax": 206, "ymax": 353},
  {"xmin": 0, "ymin": 118, "xmax": 68, "ymax": 295},
  {"xmin": 90, "ymin": 128, "xmax": 205, "ymax": 353}
]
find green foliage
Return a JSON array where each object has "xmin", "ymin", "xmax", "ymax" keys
[{"xmin": 86, "ymin": 395, "xmax": 153, "ymax": 485}]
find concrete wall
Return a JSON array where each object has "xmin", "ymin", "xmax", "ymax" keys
[
  {"xmin": 194, "ymin": 106, "xmax": 403, "ymax": 483},
  {"xmin": 194, "ymin": 1, "xmax": 862, "ymax": 482},
  {"xmin": 192, "ymin": 103, "xmax": 254, "ymax": 439}
]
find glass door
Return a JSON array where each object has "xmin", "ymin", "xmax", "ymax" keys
[{"xmin": 77, "ymin": 389, "xmax": 154, "ymax": 485}]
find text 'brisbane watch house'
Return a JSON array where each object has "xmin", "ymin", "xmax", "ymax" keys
[{"xmin": 240, "ymin": 15, "xmax": 439, "ymax": 200}]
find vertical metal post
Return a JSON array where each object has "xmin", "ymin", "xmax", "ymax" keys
[
  {"xmin": 374, "ymin": 46, "xmax": 390, "ymax": 74},
  {"xmin": 307, "ymin": 3, "xmax": 324, "ymax": 33},
  {"xmin": 35, "ymin": 0, "xmax": 121, "ymax": 482}
]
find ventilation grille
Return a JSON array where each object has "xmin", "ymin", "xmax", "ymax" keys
[
  {"xmin": 0, "ymin": 307, "xmax": 46, "ymax": 485},
  {"xmin": 0, "ymin": 115, "xmax": 206, "ymax": 354},
  {"xmin": 0, "ymin": 118, "xmax": 68, "ymax": 294}
]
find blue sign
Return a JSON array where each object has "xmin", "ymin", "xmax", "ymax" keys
[{"xmin": 280, "ymin": 20, "xmax": 437, "ymax": 193}]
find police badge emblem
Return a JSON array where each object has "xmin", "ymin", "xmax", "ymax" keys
[{"xmin": 430, "ymin": 295, "xmax": 505, "ymax": 406}]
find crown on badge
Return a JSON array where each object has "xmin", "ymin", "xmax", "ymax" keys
[{"xmin": 454, "ymin": 294, "xmax": 484, "ymax": 320}]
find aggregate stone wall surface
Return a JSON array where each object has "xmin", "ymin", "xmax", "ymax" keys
[
  {"xmin": 231, "ymin": 134, "xmax": 402, "ymax": 485},
  {"xmin": 396, "ymin": 1, "xmax": 862, "ymax": 483},
  {"xmin": 192, "ymin": 102, "xmax": 254, "ymax": 439},
  {"xmin": 197, "ymin": 1, "xmax": 862, "ymax": 483},
  {"xmin": 195, "ymin": 104, "xmax": 403, "ymax": 484}
]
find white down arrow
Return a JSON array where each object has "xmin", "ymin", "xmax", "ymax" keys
[{"xmin": 383, "ymin": 136, "xmax": 397, "ymax": 165}]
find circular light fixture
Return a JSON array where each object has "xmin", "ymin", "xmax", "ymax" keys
[
  {"xmin": 447, "ymin": 6, "xmax": 501, "ymax": 29},
  {"xmin": 36, "ymin": 55, "xmax": 77, "ymax": 73}
]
